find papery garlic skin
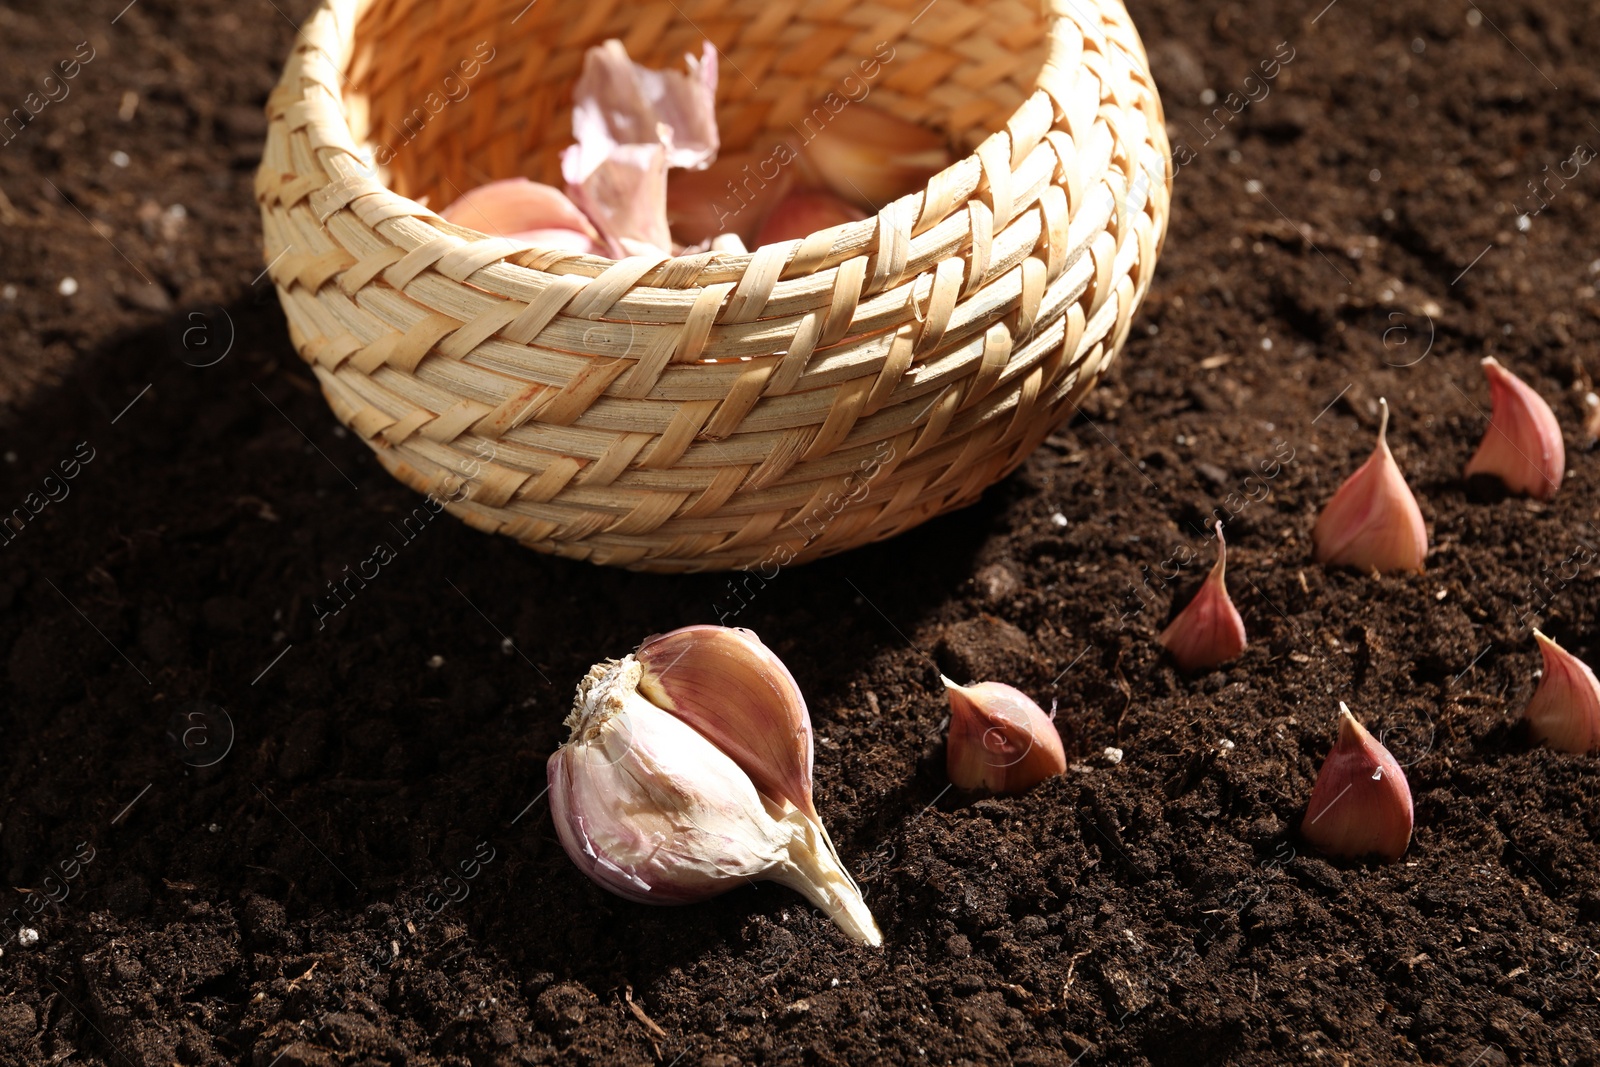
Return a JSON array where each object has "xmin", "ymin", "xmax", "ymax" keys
[
  {"xmin": 1158, "ymin": 523, "xmax": 1247, "ymax": 671},
  {"xmin": 1313, "ymin": 398, "xmax": 1429, "ymax": 574},
  {"xmin": 1464, "ymin": 357, "xmax": 1564, "ymax": 500},
  {"xmin": 1525, "ymin": 631, "xmax": 1600, "ymax": 754},
  {"xmin": 549, "ymin": 655, "xmax": 882, "ymax": 945},
  {"xmin": 561, "ymin": 39, "xmax": 719, "ymax": 257},
  {"xmin": 944, "ymin": 678, "xmax": 1067, "ymax": 794},
  {"xmin": 1301, "ymin": 703, "xmax": 1413, "ymax": 863}
]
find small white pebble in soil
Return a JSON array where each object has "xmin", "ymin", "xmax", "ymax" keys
[
  {"xmin": 501, "ymin": 636, "xmax": 516, "ymax": 655},
  {"xmin": 1218, "ymin": 738, "xmax": 1236, "ymax": 753},
  {"xmin": 58, "ymin": 277, "xmax": 79, "ymax": 297},
  {"xmin": 1244, "ymin": 179, "xmax": 1262, "ymax": 194},
  {"xmin": 1199, "ymin": 89, "xmax": 1217, "ymax": 105},
  {"xmin": 1383, "ymin": 208, "xmax": 1396, "ymax": 221},
  {"xmin": 17, "ymin": 928, "xmax": 39, "ymax": 947},
  {"xmin": 208, "ymin": 823, "xmax": 220, "ymax": 832},
  {"xmin": 1517, "ymin": 214, "xmax": 1531, "ymax": 232},
  {"xmin": 1466, "ymin": 8, "xmax": 1482, "ymax": 25},
  {"xmin": 1590, "ymin": 258, "xmax": 1600, "ymax": 274},
  {"xmin": 1, "ymin": 284, "xmax": 16, "ymax": 300},
  {"xmin": 1369, "ymin": 169, "xmax": 1381, "ymax": 181},
  {"xmin": 1228, "ymin": 149, "xmax": 1242, "ymax": 163},
  {"xmin": 831, "ymin": 978, "xmax": 840, "ymax": 988},
  {"xmin": 110, "ymin": 150, "xmax": 130, "ymax": 167},
  {"xmin": 1260, "ymin": 337, "xmax": 1273, "ymax": 351},
  {"xmin": 427, "ymin": 654, "xmax": 445, "ymax": 669},
  {"xmin": 1436, "ymin": 588, "xmax": 1449, "ymax": 601},
  {"xmin": 1103, "ymin": 746, "xmax": 1124, "ymax": 765},
  {"xmin": 1051, "ymin": 512, "xmax": 1069, "ymax": 528},
  {"xmin": 1412, "ymin": 37, "xmax": 1426, "ymax": 53}
]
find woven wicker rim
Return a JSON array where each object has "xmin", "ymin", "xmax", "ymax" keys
[{"xmin": 257, "ymin": 0, "xmax": 1171, "ymax": 572}]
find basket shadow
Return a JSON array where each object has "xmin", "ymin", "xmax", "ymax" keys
[{"xmin": 3, "ymin": 287, "xmax": 1017, "ymax": 1000}]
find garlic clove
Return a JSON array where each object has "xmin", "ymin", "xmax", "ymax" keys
[
  {"xmin": 1525, "ymin": 630, "xmax": 1600, "ymax": 754},
  {"xmin": 944, "ymin": 678, "xmax": 1067, "ymax": 794},
  {"xmin": 1313, "ymin": 398, "xmax": 1429, "ymax": 574},
  {"xmin": 1301, "ymin": 702, "xmax": 1413, "ymax": 863},
  {"xmin": 1157, "ymin": 523, "xmax": 1247, "ymax": 671},
  {"xmin": 438, "ymin": 178, "xmax": 601, "ymax": 244},
  {"xmin": 507, "ymin": 228, "xmax": 608, "ymax": 255},
  {"xmin": 635, "ymin": 625, "xmax": 815, "ymax": 819},
  {"xmin": 800, "ymin": 103, "xmax": 952, "ymax": 210},
  {"xmin": 666, "ymin": 145, "xmax": 796, "ymax": 246},
  {"xmin": 754, "ymin": 189, "xmax": 867, "ymax": 247},
  {"xmin": 1464, "ymin": 357, "xmax": 1565, "ymax": 500},
  {"xmin": 549, "ymin": 656, "xmax": 881, "ymax": 945}
]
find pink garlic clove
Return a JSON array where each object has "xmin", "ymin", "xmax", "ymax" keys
[
  {"xmin": 506, "ymin": 228, "xmax": 608, "ymax": 255},
  {"xmin": 1313, "ymin": 398, "xmax": 1429, "ymax": 574},
  {"xmin": 801, "ymin": 103, "xmax": 952, "ymax": 210},
  {"xmin": 943, "ymin": 678, "xmax": 1067, "ymax": 794},
  {"xmin": 754, "ymin": 189, "xmax": 867, "ymax": 247},
  {"xmin": 1157, "ymin": 523, "xmax": 1247, "ymax": 671},
  {"xmin": 1525, "ymin": 630, "xmax": 1600, "ymax": 754},
  {"xmin": 438, "ymin": 178, "xmax": 602, "ymax": 247},
  {"xmin": 1464, "ymin": 357, "xmax": 1565, "ymax": 500},
  {"xmin": 1301, "ymin": 703, "xmax": 1414, "ymax": 863},
  {"xmin": 667, "ymin": 144, "xmax": 797, "ymax": 246},
  {"xmin": 635, "ymin": 625, "xmax": 816, "ymax": 819}
]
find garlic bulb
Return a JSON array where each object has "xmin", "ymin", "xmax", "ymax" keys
[{"xmin": 548, "ymin": 635, "xmax": 881, "ymax": 945}]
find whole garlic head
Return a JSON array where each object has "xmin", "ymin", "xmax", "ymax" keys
[{"xmin": 548, "ymin": 637, "xmax": 881, "ymax": 946}]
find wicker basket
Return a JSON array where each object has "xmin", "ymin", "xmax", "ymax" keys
[{"xmin": 256, "ymin": 0, "xmax": 1170, "ymax": 573}]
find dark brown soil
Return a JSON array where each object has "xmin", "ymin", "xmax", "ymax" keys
[{"xmin": 4, "ymin": 1, "xmax": 1600, "ymax": 1065}]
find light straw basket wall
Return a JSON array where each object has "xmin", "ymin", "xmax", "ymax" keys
[{"xmin": 257, "ymin": 0, "xmax": 1170, "ymax": 572}]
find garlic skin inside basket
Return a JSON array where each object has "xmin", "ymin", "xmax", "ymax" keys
[{"xmin": 260, "ymin": 0, "xmax": 1171, "ymax": 572}]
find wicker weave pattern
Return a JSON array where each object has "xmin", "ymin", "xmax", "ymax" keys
[{"xmin": 257, "ymin": 0, "xmax": 1170, "ymax": 572}]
